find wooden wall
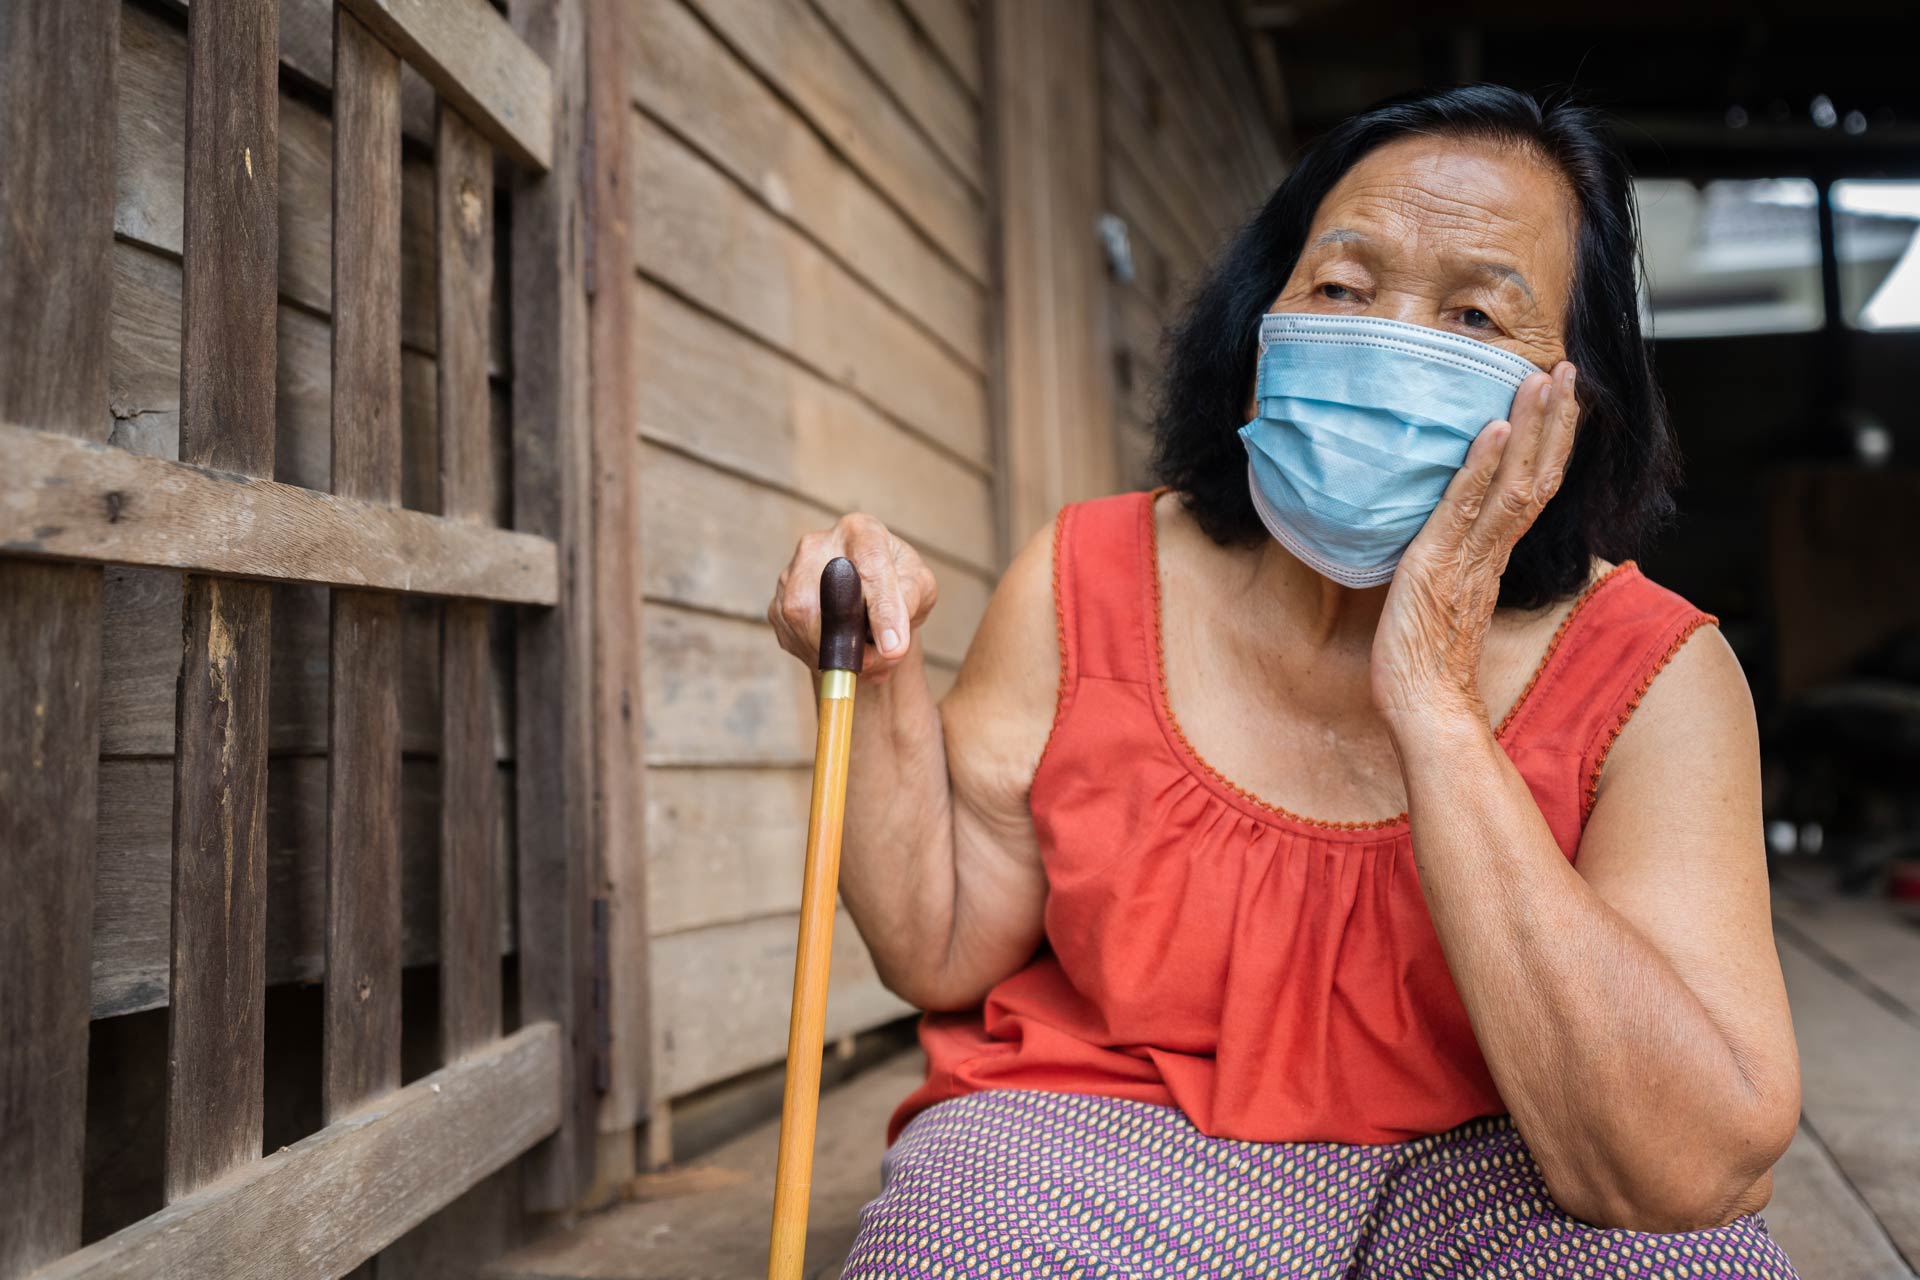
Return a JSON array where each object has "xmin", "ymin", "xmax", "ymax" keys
[
  {"xmin": 1098, "ymin": 0, "xmax": 1288, "ymax": 488},
  {"xmin": 626, "ymin": 0, "xmax": 996, "ymax": 1116},
  {"xmin": 625, "ymin": 0, "xmax": 1288, "ymax": 1139}
]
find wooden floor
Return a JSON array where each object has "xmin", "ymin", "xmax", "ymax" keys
[{"xmin": 492, "ymin": 883, "xmax": 1920, "ymax": 1279}]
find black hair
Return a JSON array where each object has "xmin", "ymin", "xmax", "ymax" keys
[{"xmin": 1149, "ymin": 83, "xmax": 1679, "ymax": 609}]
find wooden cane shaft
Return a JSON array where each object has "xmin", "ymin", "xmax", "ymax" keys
[{"xmin": 768, "ymin": 670, "xmax": 857, "ymax": 1278}]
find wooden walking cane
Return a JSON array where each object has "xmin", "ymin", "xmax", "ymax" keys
[{"xmin": 768, "ymin": 556, "xmax": 869, "ymax": 1278}]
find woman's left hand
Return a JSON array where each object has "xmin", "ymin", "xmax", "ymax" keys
[{"xmin": 1371, "ymin": 361, "xmax": 1581, "ymax": 733}]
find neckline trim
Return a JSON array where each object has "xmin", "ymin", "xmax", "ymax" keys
[{"xmin": 1140, "ymin": 485, "xmax": 1635, "ymax": 837}]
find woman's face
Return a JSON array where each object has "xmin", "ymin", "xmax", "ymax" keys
[{"xmin": 1270, "ymin": 135, "xmax": 1577, "ymax": 373}]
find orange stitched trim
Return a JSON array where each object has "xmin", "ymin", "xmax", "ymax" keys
[
  {"xmin": 1142, "ymin": 488, "xmax": 1407, "ymax": 832},
  {"xmin": 1492, "ymin": 559, "xmax": 1638, "ymax": 740},
  {"xmin": 1035, "ymin": 502, "xmax": 1075, "ymax": 775},
  {"xmin": 1581, "ymin": 613, "xmax": 1718, "ymax": 820}
]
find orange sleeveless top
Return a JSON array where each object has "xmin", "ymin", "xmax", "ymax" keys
[{"xmin": 888, "ymin": 487, "xmax": 1717, "ymax": 1146}]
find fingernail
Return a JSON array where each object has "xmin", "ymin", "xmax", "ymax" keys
[
  {"xmin": 1538, "ymin": 379, "xmax": 1552, "ymax": 407},
  {"xmin": 881, "ymin": 628, "xmax": 900, "ymax": 654}
]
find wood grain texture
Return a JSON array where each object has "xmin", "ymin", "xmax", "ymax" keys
[
  {"xmin": 116, "ymin": 4, "xmax": 509, "ymax": 375},
  {"xmin": 681, "ymin": 0, "xmax": 987, "ymax": 281},
  {"xmin": 810, "ymin": 0, "xmax": 981, "ymax": 187},
  {"xmin": 163, "ymin": 0, "xmax": 279, "ymax": 1205},
  {"xmin": 486, "ymin": 1050, "xmax": 922, "ymax": 1280},
  {"xmin": 631, "ymin": 281, "xmax": 995, "ymax": 573},
  {"xmin": 0, "ymin": 422, "xmax": 557, "ymax": 603},
  {"xmin": 94, "ymin": 755, "xmax": 516, "ymax": 1020},
  {"xmin": 1766, "ymin": 1124, "xmax": 1914, "ymax": 1280},
  {"xmin": 339, "ymin": 0, "xmax": 554, "ymax": 171},
  {"xmin": 1777, "ymin": 926, "xmax": 1920, "ymax": 1266},
  {"xmin": 991, "ymin": 0, "xmax": 1118, "ymax": 556},
  {"xmin": 0, "ymin": 0, "xmax": 116, "ymax": 1270},
  {"xmin": 510, "ymin": 0, "xmax": 599, "ymax": 1211},
  {"xmin": 651, "ymin": 912, "xmax": 910, "ymax": 1097},
  {"xmin": 642, "ymin": 604, "xmax": 956, "ymax": 767},
  {"xmin": 637, "ymin": 441, "xmax": 990, "ymax": 667},
  {"xmin": 327, "ymin": 6, "xmax": 407, "ymax": 1124},
  {"xmin": 585, "ymin": 0, "xmax": 652, "ymax": 1137},
  {"xmin": 898, "ymin": 0, "xmax": 980, "ymax": 97},
  {"xmin": 628, "ymin": 111, "xmax": 988, "ymax": 466},
  {"xmin": 0, "ymin": 564, "xmax": 104, "ymax": 1274},
  {"xmin": 35, "ymin": 1023, "xmax": 562, "ymax": 1280},
  {"xmin": 437, "ymin": 105, "xmax": 503, "ymax": 1061},
  {"xmin": 626, "ymin": 0, "xmax": 985, "ymax": 374}
]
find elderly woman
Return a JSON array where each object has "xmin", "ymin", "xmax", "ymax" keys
[{"xmin": 768, "ymin": 85, "xmax": 1800, "ymax": 1277}]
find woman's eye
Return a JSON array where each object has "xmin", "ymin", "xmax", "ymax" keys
[
  {"xmin": 1320, "ymin": 283, "xmax": 1353, "ymax": 302},
  {"xmin": 1460, "ymin": 307, "xmax": 1494, "ymax": 329}
]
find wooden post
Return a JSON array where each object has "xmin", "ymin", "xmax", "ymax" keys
[
  {"xmin": 326, "ymin": 6, "xmax": 407, "ymax": 1122},
  {"xmin": 0, "ymin": 1, "xmax": 116, "ymax": 1271},
  {"xmin": 165, "ymin": 0, "xmax": 279, "ymax": 1204},
  {"xmin": 584, "ymin": 0, "xmax": 652, "ymax": 1147},
  {"xmin": 436, "ymin": 103, "xmax": 504, "ymax": 1061},
  {"xmin": 511, "ymin": 0, "xmax": 601, "ymax": 1211},
  {"xmin": 985, "ymin": 0, "xmax": 1117, "ymax": 563}
]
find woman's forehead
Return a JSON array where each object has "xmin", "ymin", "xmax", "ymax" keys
[{"xmin": 1306, "ymin": 137, "xmax": 1576, "ymax": 273}]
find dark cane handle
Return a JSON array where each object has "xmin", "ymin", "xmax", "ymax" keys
[{"xmin": 817, "ymin": 557, "xmax": 868, "ymax": 675}]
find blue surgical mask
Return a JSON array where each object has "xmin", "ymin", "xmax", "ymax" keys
[{"xmin": 1237, "ymin": 313, "xmax": 1540, "ymax": 587}]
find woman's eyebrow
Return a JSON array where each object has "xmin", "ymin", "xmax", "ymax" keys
[
  {"xmin": 1466, "ymin": 260, "xmax": 1535, "ymax": 301},
  {"xmin": 1307, "ymin": 228, "xmax": 1369, "ymax": 252}
]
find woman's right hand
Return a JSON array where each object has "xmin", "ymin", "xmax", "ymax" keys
[{"xmin": 767, "ymin": 513, "xmax": 938, "ymax": 685}]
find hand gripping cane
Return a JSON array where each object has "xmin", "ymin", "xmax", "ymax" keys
[{"xmin": 768, "ymin": 557, "xmax": 868, "ymax": 1278}]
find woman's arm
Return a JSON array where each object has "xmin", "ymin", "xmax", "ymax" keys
[
  {"xmin": 1374, "ymin": 364, "xmax": 1800, "ymax": 1231},
  {"xmin": 768, "ymin": 514, "xmax": 1055, "ymax": 1011}
]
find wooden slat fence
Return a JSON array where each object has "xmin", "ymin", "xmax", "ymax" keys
[{"xmin": 0, "ymin": 0, "xmax": 599, "ymax": 1273}]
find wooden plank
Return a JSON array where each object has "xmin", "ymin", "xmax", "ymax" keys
[
  {"xmin": 629, "ymin": 112, "xmax": 989, "ymax": 466},
  {"xmin": 642, "ymin": 604, "xmax": 957, "ymax": 766},
  {"xmin": 810, "ymin": 0, "xmax": 982, "ymax": 189},
  {"xmin": 682, "ymin": 0, "xmax": 987, "ymax": 281},
  {"xmin": 93, "ymin": 756, "xmax": 517, "ymax": 1020},
  {"xmin": 34, "ymin": 1023, "xmax": 562, "ymax": 1280},
  {"xmin": 585, "ymin": 0, "xmax": 652, "ymax": 1138},
  {"xmin": 510, "ymin": 0, "xmax": 599, "ymax": 1210},
  {"xmin": 0, "ymin": 564, "xmax": 104, "ymax": 1274},
  {"xmin": 486, "ymin": 1051, "xmax": 924, "ymax": 1279},
  {"xmin": 991, "ymin": 0, "xmax": 1118, "ymax": 553},
  {"xmin": 0, "ymin": 0, "xmax": 116, "ymax": 1271},
  {"xmin": 631, "ymin": 281, "xmax": 995, "ymax": 573},
  {"xmin": 327, "ymin": 6, "xmax": 408, "ymax": 1124},
  {"xmin": 1765, "ymin": 1124, "xmax": 1914, "ymax": 1280},
  {"xmin": 116, "ymin": 4, "xmax": 507, "ymax": 373},
  {"xmin": 626, "ymin": 0, "xmax": 985, "ymax": 373},
  {"xmin": 1774, "ymin": 891, "xmax": 1920, "ymax": 1017},
  {"xmin": 898, "ymin": 0, "xmax": 980, "ymax": 97},
  {"xmin": 0, "ymin": 423, "xmax": 557, "ymax": 603},
  {"xmin": 646, "ymin": 766, "xmax": 815, "ymax": 935},
  {"xmin": 652, "ymin": 913, "xmax": 911, "ymax": 1097},
  {"xmin": 163, "ymin": 0, "xmax": 279, "ymax": 1204},
  {"xmin": 437, "ymin": 105, "xmax": 505, "ymax": 1062},
  {"xmin": 340, "ymin": 0, "xmax": 554, "ymax": 171},
  {"xmin": 637, "ymin": 442, "xmax": 990, "ymax": 668},
  {"xmin": 1777, "ymin": 932, "xmax": 1920, "ymax": 1264}
]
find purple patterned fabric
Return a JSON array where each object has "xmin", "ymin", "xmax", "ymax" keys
[{"xmin": 841, "ymin": 1089, "xmax": 1799, "ymax": 1279}]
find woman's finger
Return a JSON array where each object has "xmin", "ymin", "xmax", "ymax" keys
[
  {"xmin": 840, "ymin": 516, "xmax": 910, "ymax": 662},
  {"xmin": 1414, "ymin": 418, "xmax": 1511, "ymax": 556},
  {"xmin": 1535, "ymin": 364, "xmax": 1579, "ymax": 503}
]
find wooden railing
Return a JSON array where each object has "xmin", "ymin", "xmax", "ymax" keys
[{"xmin": 0, "ymin": 0, "xmax": 600, "ymax": 1274}]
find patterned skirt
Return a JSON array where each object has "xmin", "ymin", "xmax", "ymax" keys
[{"xmin": 840, "ymin": 1089, "xmax": 1799, "ymax": 1280}]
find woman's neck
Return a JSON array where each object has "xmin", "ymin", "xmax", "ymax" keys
[{"xmin": 1244, "ymin": 535, "xmax": 1391, "ymax": 654}]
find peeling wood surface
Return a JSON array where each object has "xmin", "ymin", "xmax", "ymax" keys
[
  {"xmin": 164, "ymin": 0, "xmax": 280, "ymax": 1205},
  {"xmin": 0, "ymin": 422, "xmax": 558, "ymax": 604},
  {"xmin": 36, "ymin": 1023, "xmax": 563, "ymax": 1280}
]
